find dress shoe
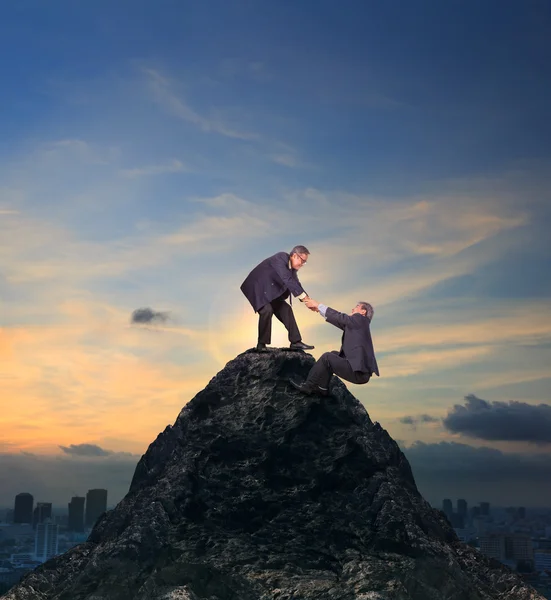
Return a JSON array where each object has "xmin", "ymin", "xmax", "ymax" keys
[
  {"xmin": 256, "ymin": 342, "xmax": 268, "ymax": 352},
  {"xmin": 289, "ymin": 379, "xmax": 329, "ymax": 396},
  {"xmin": 289, "ymin": 341, "xmax": 314, "ymax": 350}
]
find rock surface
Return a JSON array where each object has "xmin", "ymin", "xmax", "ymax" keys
[{"xmin": 2, "ymin": 349, "xmax": 545, "ymax": 600}]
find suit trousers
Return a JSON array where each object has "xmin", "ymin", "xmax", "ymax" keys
[
  {"xmin": 306, "ymin": 351, "xmax": 371, "ymax": 389},
  {"xmin": 257, "ymin": 295, "xmax": 301, "ymax": 344}
]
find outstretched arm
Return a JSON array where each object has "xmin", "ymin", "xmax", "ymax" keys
[
  {"xmin": 304, "ymin": 299, "xmax": 359, "ymax": 330},
  {"xmin": 324, "ymin": 307, "xmax": 358, "ymax": 330}
]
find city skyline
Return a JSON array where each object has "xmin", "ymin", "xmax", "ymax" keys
[
  {"xmin": 1, "ymin": 1, "xmax": 551, "ymax": 508},
  {"xmin": 3, "ymin": 490, "xmax": 550, "ymax": 596}
]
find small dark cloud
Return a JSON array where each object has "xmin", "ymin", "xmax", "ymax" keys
[
  {"xmin": 420, "ymin": 414, "xmax": 439, "ymax": 423},
  {"xmin": 130, "ymin": 307, "xmax": 170, "ymax": 325},
  {"xmin": 59, "ymin": 443, "xmax": 112, "ymax": 457},
  {"xmin": 400, "ymin": 414, "xmax": 440, "ymax": 427},
  {"xmin": 443, "ymin": 394, "xmax": 551, "ymax": 444}
]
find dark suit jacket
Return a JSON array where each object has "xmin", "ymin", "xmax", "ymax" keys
[
  {"xmin": 240, "ymin": 252, "xmax": 307, "ymax": 312},
  {"xmin": 325, "ymin": 307, "xmax": 380, "ymax": 376}
]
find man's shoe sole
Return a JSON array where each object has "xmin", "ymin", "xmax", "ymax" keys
[{"xmin": 289, "ymin": 379, "xmax": 329, "ymax": 396}]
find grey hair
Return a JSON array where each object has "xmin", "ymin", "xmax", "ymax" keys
[
  {"xmin": 290, "ymin": 245, "xmax": 310, "ymax": 256},
  {"xmin": 358, "ymin": 301, "xmax": 374, "ymax": 321}
]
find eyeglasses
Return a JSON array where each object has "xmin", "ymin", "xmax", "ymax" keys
[{"xmin": 296, "ymin": 254, "xmax": 308, "ymax": 265}]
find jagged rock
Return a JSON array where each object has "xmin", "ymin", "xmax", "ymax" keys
[{"xmin": 2, "ymin": 349, "xmax": 545, "ymax": 600}]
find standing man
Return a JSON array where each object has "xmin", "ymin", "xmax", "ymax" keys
[
  {"xmin": 290, "ymin": 299, "xmax": 379, "ymax": 395},
  {"xmin": 240, "ymin": 246, "xmax": 315, "ymax": 351}
]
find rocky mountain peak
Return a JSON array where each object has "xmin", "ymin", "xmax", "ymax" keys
[{"xmin": 3, "ymin": 349, "xmax": 545, "ymax": 599}]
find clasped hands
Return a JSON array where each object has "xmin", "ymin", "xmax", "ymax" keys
[{"xmin": 301, "ymin": 296, "xmax": 320, "ymax": 312}]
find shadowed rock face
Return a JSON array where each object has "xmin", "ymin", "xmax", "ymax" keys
[{"xmin": 2, "ymin": 349, "xmax": 544, "ymax": 600}]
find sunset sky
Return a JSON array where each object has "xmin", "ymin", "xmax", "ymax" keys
[{"xmin": 1, "ymin": 0, "xmax": 550, "ymax": 509}]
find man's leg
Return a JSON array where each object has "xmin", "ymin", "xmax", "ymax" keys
[
  {"xmin": 307, "ymin": 352, "xmax": 371, "ymax": 388},
  {"xmin": 271, "ymin": 298, "xmax": 301, "ymax": 343},
  {"xmin": 257, "ymin": 303, "xmax": 274, "ymax": 345},
  {"xmin": 304, "ymin": 352, "xmax": 335, "ymax": 390}
]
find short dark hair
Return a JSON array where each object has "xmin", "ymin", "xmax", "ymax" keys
[
  {"xmin": 290, "ymin": 245, "xmax": 310, "ymax": 256},
  {"xmin": 358, "ymin": 301, "xmax": 374, "ymax": 321}
]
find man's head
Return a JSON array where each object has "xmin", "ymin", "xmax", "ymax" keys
[
  {"xmin": 289, "ymin": 245, "xmax": 310, "ymax": 270},
  {"xmin": 351, "ymin": 301, "xmax": 374, "ymax": 321}
]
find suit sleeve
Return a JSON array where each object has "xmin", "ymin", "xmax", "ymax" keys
[
  {"xmin": 269, "ymin": 252, "xmax": 306, "ymax": 297},
  {"xmin": 325, "ymin": 307, "xmax": 361, "ymax": 330}
]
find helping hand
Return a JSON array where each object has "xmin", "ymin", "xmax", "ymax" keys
[{"xmin": 304, "ymin": 297, "xmax": 320, "ymax": 312}]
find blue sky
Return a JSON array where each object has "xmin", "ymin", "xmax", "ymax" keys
[{"xmin": 1, "ymin": 0, "xmax": 551, "ymax": 508}]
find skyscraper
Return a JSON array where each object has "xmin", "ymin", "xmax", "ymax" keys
[
  {"xmin": 517, "ymin": 506, "xmax": 526, "ymax": 519},
  {"xmin": 442, "ymin": 499, "xmax": 453, "ymax": 518},
  {"xmin": 33, "ymin": 502, "xmax": 52, "ymax": 529},
  {"xmin": 457, "ymin": 499, "xmax": 467, "ymax": 517},
  {"xmin": 85, "ymin": 489, "xmax": 108, "ymax": 528},
  {"xmin": 480, "ymin": 502, "xmax": 490, "ymax": 516},
  {"xmin": 35, "ymin": 519, "xmax": 59, "ymax": 562},
  {"xmin": 14, "ymin": 493, "xmax": 34, "ymax": 524},
  {"xmin": 68, "ymin": 496, "xmax": 85, "ymax": 532}
]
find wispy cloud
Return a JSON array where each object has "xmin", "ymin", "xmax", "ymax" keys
[
  {"xmin": 0, "ymin": 207, "xmax": 269, "ymax": 285},
  {"xmin": 269, "ymin": 153, "xmax": 303, "ymax": 168},
  {"xmin": 143, "ymin": 68, "xmax": 258, "ymax": 140},
  {"xmin": 119, "ymin": 159, "xmax": 190, "ymax": 178}
]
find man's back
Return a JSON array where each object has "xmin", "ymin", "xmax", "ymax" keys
[{"xmin": 325, "ymin": 308, "xmax": 379, "ymax": 376}]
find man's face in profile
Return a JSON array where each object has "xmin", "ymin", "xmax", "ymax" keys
[
  {"xmin": 290, "ymin": 252, "xmax": 308, "ymax": 270},
  {"xmin": 351, "ymin": 304, "xmax": 366, "ymax": 316}
]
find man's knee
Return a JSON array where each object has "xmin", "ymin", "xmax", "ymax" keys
[
  {"xmin": 259, "ymin": 303, "xmax": 273, "ymax": 316},
  {"xmin": 356, "ymin": 372, "xmax": 371, "ymax": 385},
  {"xmin": 320, "ymin": 351, "xmax": 333, "ymax": 365}
]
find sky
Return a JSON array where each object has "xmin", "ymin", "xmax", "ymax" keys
[{"xmin": 1, "ymin": 0, "xmax": 551, "ymax": 511}]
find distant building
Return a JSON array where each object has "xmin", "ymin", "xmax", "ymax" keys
[
  {"xmin": 85, "ymin": 489, "xmax": 107, "ymax": 528},
  {"xmin": 450, "ymin": 513, "xmax": 465, "ymax": 529},
  {"xmin": 68, "ymin": 496, "xmax": 85, "ymax": 532},
  {"xmin": 0, "ymin": 524, "xmax": 34, "ymax": 545},
  {"xmin": 457, "ymin": 499, "xmax": 467, "ymax": 517},
  {"xmin": 517, "ymin": 506, "xmax": 526, "ymax": 519},
  {"xmin": 535, "ymin": 539, "xmax": 551, "ymax": 551},
  {"xmin": 480, "ymin": 534, "xmax": 506, "ymax": 560},
  {"xmin": 13, "ymin": 493, "xmax": 33, "ymax": 524},
  {"xmin": 505, "ymin": 534, "xmax": 532, "ymax": 562},
  {"xmin": 9, "ymin": 553, "xmax": 35, "ymax": 568},
  {"xmin": 535, "ymin": 550, "xmax": 551, "ymax": 575},
  {"xmin": 0, "ymin": 565, "xmax": 20, "ymax": 590},
  {"xmin": 442, "ymin": 499, "xmax": 453, "ymax": 518},
  {"xmin": 480, "ymin": 533, "xmax": 533, "ymax": 565},
  {"xmin": 472, "ymin": 517, "xmax": 491, "ymax": 536},
  {"xmin": 479, "ymin": 502, "xmax": 490, "ymax": 516},
  {"xmin": 453, "ymin": 527, "xmax": 475, "ymax": 543},
  {"xmin": 34, "ymin": 520, "xmax": 59, "ymax": 562},
  {"xmin": 54, "ymin": 514, "xmax": 68, "ymax": 528},
  {"xmin": 32, "ymin": 503, "xmax": 52, "ymax": 529}
]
